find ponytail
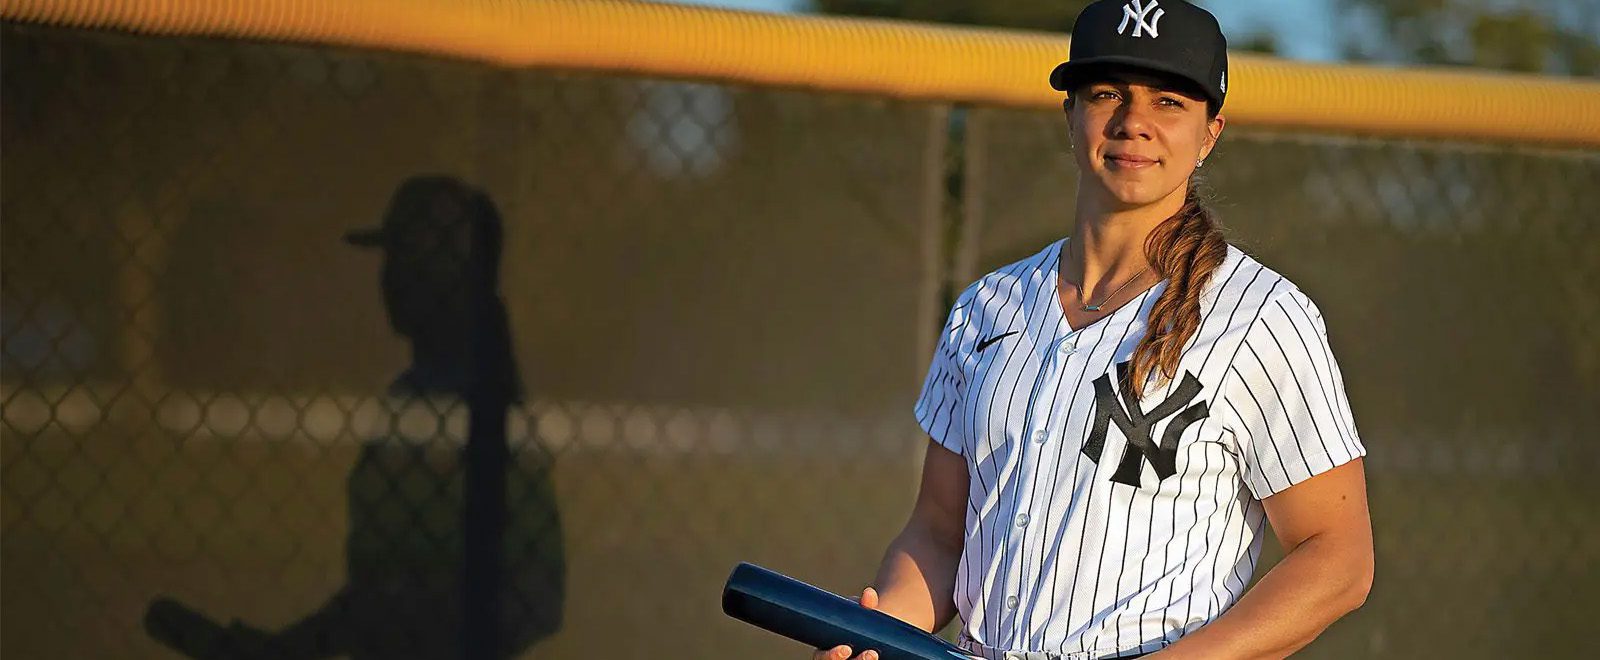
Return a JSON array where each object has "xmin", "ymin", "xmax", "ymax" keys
[{"xmin": 1126, "ymin": 183, "xmax": 1227, "ymax": 399}]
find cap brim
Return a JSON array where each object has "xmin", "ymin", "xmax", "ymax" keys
[
  {"xmin": 1050, "ymin": 57, "xmax": 1222, "ymax": 108},
  {"xmin": 343, "ymin": 228, "xmax": 387, "ymax": 247}
]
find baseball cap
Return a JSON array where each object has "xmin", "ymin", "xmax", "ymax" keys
[
  {"xmin": 1049, "ymin": 0, "xmax": 1230, "ymax": 110},
  {"xmin": 344, "ymin": 175, "xmax": 495, "ymax": 255}
]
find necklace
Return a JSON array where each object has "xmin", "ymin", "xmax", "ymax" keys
[{"xmin": 1075, "ymin": 266, "xmax": 1149, "ymax": 312}]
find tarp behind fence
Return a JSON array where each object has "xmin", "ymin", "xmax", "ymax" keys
[{"xmin": 1, "ymin": 25, "xmax": 941, "ymax": 660}]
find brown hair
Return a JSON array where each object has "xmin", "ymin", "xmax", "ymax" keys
[{"xmin": 1127, "ymin": 182, "xmax": 1227, "ymax": 399}]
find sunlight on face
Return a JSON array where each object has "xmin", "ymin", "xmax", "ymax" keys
[{"xmin": 1068, "ymin": 70, "xmax": 1225, "ymax": 210}]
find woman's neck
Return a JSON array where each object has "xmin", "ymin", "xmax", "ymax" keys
[{"xmin": 1066, "ymin": 186, "xmax": 1188, "ymax": 292}]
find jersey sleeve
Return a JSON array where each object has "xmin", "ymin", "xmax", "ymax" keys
[
  {"xmin": 1223, "ymin": 288, "xmax": 1366, "ymax": 499},
  {"xmin": 914, "ymin": 297, "xmax": 972, "ymax": 456}
]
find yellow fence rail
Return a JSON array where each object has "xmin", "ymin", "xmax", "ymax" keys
[{"xmin": 3, "ymin": 0, "xmax": 1598, "ymax": 141}]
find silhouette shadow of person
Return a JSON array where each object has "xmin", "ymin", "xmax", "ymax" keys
[{"xmin": 145, "ymin": 175, "xmax": 566, "ymax": 659}]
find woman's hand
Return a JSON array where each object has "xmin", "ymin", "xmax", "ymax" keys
[{"xmin": 810, "ymin": 587, "xmax": 882, "ymax": 660}]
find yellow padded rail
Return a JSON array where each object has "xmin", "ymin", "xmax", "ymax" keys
[{"xmin": 4, "ymin": 0, "xmax": 1599, "ymax": 147}]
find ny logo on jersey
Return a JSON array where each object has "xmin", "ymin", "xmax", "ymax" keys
[
  {"xmin": 1083, "ymin": 361, "xmax": 1209, "ymax": 487},
  {"xmin": 1117, "ymin": 0, "xmax": 1165, "ymax": 38}
]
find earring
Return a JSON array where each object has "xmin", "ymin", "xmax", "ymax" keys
[{"xmin": 1196, "ymin": 159, "xmax": 1205, "ymax": 169}]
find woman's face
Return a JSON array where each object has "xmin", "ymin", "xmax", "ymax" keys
[{"xmin": 1068, "ymin": 70, "xmax": 1225, "ymax": 210}]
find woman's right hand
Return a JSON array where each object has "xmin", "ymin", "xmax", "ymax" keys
[{"xmin": 811, "ymin": 587, "xmax": 882, "ymax": 660}]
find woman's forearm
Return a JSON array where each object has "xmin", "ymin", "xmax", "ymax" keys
[
  {"xmin": 1156, "ymin": 533, "xmax": 1373, "ymax": 659},
  {"xmin": 869, "ymin": 523, "xmax": 964, "ymax": 633}
]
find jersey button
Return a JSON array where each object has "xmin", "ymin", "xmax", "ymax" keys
[
  {"xmin": 1015, "ymin": 513, "xmax": 1029, "ymax": 527},
  {"xmin": 1005, "ymin": 595, "xmax": 1019, "ymax": 609},
  {"xmin": 1059, "ymin": 341, "xmax": 1076, "ymax": 355},
  {"xmin": 1032, "ymin": 430, "xmax": 1048, "ymax": 444}
]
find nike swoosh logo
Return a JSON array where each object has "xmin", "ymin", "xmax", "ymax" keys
[{"xmin": 975, "ymin": 331, "xmax": 1018, "ymax": 353}]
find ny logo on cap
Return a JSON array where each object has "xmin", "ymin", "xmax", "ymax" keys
[{"xmin": 1117, "ymin": 0, "xmax": 1165, "ymax": 38}]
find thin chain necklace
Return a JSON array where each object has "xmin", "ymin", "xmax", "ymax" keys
[
  {"xmin": 1077, "ymin": 266, "xmax": 1149, "ymax": 311},
  {"xmin": 1065, "ymin": 239, "xmax": 1150, "ymax": 312}
]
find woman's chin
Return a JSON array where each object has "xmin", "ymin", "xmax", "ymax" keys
[
  {"xmin": 1080, "ymin": 173, "xmax": 1183, "ymax": 207},
  {"xmin": 1099, "ymin": 187, "xmax": 1177, "ymax": 210}
]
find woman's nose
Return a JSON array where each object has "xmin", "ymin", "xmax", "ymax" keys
[{"xmin": 1111, "ymin": 104, "xmax": 1154, "ymax": 140}]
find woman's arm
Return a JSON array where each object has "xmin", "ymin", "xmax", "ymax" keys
[
  {"xmin": 1151, "ymin": 458, "xmax": 1374, "ymax": 660},
  {"xmin": 869, "ymin": 439, "xmax": 971, "ymax": 632},
  {"xmin": 816, "ymin": 440, "xmax": 970, "ymax": 660}
]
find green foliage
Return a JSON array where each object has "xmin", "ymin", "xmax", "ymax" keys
[
  {"xmin": 1339, "ymin": 0, "xmax": 1600, "ymax": 76},
  {"xmin": 809, "ymin": 0, "xmax": 1600, "ymax": 70},
  {"xmin": 807, "ymin": 0, "xmax": 1281, "ymax": 54}
]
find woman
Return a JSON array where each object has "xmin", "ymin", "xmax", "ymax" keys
[{"xmin": 817, "ymin": 1, "xmax": 1372, "ymax": 658}]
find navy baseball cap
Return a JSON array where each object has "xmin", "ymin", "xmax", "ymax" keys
[{"xmin": 1050, "ymin": 0, "xmax": 1230, "ymax": 110}]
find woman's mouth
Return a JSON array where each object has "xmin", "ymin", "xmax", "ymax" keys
[{"xmin": 1105, "ymin": 154, "xmax": 1159, "ymax": 169}]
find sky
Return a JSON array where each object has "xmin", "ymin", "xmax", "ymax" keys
[{"xmin": 668, "ymin": 0, "xmax": 1344, "ymax": 62}]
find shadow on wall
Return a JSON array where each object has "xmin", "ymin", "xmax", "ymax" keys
[{"xmin": 142, "ymin": 176, "xmax": 567, "ymax": 659}]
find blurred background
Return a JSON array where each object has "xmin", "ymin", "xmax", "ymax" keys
[
  {"xmin": 2, "ymin": 0, "xmax": 1597, "ymax": 658},
  {"xmin": 727, "ymin": 0, "xmax": 1600, "ymax": 73}
]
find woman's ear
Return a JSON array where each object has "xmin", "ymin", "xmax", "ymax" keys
[{"xmin": 1200, "ymin": 113, "xmax": 1227, "ymax": 161}]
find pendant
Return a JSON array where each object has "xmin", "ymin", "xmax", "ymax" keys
[{"xmin": 1082, "ymin": 304, "xmax": 1101, "ymax": 312}]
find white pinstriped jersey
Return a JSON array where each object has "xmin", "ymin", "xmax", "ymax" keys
[{"xmin": 914, "ymin": 239, "xmax": 1365, "ymax": 659}]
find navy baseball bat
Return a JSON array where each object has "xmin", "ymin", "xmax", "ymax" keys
[{"xmin": 722, "ymin": 562, "xmax": 975, "ymax": 660}]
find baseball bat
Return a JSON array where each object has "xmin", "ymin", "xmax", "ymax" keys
[{"xmin": 722, "ymin": 562, "xmax": 975, "ymax": 660}]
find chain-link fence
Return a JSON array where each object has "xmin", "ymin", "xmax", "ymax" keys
[{"xmin": 3, "ymin": 22, "xmax": 1597, "ymax": 660}]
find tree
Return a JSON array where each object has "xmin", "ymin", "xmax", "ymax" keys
[
  {"xmin": 808, "ymin": 0, "xmax": 1280, "ymax": 54},
  {"xmin": 1338, "ymin": 0, "xmax": 1600, "ymax": 76}
]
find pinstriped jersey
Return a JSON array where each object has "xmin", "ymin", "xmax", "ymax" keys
[{"xmin": 914, "ymin": 239, "xmax": 1364, "ymax": 659}]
